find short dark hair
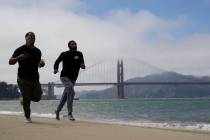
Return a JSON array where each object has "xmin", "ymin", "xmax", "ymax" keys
[
  {"xmin": 68, "ymin": 40, "xmax": 76, "ymax": 46},
  {"xmin": 25, "ymin": 32, "xmax": 35, "ymax": 38}
]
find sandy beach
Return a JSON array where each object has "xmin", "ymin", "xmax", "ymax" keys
[{"xmin": 0, "ymin": 115, "xmax": 210, "ymax": 140}]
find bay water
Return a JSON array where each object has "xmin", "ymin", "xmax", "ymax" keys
[{"xmin": 1, "ymin": 98, "xmax": 210, "ymax": 132}]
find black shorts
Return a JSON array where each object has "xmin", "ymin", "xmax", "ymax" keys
[{"xmin": 17, "ymin": 77, "xmax": 43, "ymax": 102}]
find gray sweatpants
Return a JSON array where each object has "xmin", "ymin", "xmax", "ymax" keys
[{"xmin": 56, "ymin": 77, "xmax": 75, "ymax": 115}]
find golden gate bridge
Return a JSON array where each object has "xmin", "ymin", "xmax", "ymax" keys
[{"xmin": 41, "ymin": 59, "xmax": 210, "ymax": 99}]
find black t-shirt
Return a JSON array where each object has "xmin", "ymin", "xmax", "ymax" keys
[
  {"xmin": 12, "ymin": 45, "xmax": 41, "ymax": 81},
  {"xmin": 54, "ymin": 50, "xmax": 85, "ymax": 81}
]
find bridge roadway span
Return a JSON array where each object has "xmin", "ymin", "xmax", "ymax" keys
[{"xmin": 41, "ymin": 82, "xmax": 210, "ymax": 87}]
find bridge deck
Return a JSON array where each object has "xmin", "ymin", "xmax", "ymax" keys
[{"xmin": 41, "ymin": 82, "xmax": 210, "ymax": 87}]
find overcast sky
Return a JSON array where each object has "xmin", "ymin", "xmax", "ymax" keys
[{"xmin": 1, "ymin": 0, "xmax": 210, "ymax": 84}]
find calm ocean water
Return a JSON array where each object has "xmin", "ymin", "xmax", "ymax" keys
[{"xmin": 1, "ymin": 98, "xmax": 210, "ymax": 132}]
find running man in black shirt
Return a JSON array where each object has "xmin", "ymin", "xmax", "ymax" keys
[
  {"xmin": 9, "ymin": 32, "xmax": 45, "ymax": 123},
  {"xmin": 54, "ymin": 40, "xmax": 85, "ymax": 121}
]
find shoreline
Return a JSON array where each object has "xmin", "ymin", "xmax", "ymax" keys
[
  {"xmin": 1, "ymin": 112, "xmax": 210, "ymax": 133},
  {"xmin": 1, "ymin": 115, "xmax": 210, "ymax": 140},
  {"xmin": 1, "ymin": 113, "xmax": 210, "ymax": 134}
]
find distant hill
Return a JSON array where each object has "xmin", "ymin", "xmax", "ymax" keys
[{"xmin": 79, "ymin": 72, "xmax": 210, "ymax": 99}]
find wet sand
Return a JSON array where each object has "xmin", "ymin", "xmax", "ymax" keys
[{"xmin": 0, "ymin": 115, "xmax": 210, "ymax": 140}]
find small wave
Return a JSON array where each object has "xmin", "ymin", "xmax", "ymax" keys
[
  {"xmin": 0, "ymin": 111, "xmax": 55, "ymax": 118},
  {"xmin": 1, "ymin": 111, "xmax": 210, "ymax": 132},
  {"xmin": 76, "ymin": 117, "xmax": 210, "ymax": 132},
  {"xmin": 0, "ymin": 111, "xmax": 23, "ymax": 116}
]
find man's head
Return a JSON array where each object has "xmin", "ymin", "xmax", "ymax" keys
[
  {"xmin": 68, "ymin": 40, "xmax": 77, "ymax": 50},
  {"xmin": 25, "ymin": 32, "xmax": 35, "ymax": 46}
]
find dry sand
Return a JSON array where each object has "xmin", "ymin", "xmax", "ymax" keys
[{"xmin": 0, "ymin": 115, "xmax": 210, "ymax": 140}]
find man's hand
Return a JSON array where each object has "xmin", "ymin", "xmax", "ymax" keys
[
  {"xmin": 9, "ymin": 53, "xmax": 29, "ymax": 65},
  {"xmin": 81, "ymin": 63, "xmax": 86, "ymax": 69},
  {"xmin": 17, "ymin": 53, "xmax": 30, "ymax": 60},
  {"xmin": 54, "ymin": 69, "xmax": 59, "ymax": 74},
  {"xmin": 39, "ymin": 59, "xmax": 45, "ymax": 68}
]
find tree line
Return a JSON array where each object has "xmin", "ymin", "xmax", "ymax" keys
[{"xmin": 0, "ymin": 81, "xmax": 20, "ymax": 99}]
